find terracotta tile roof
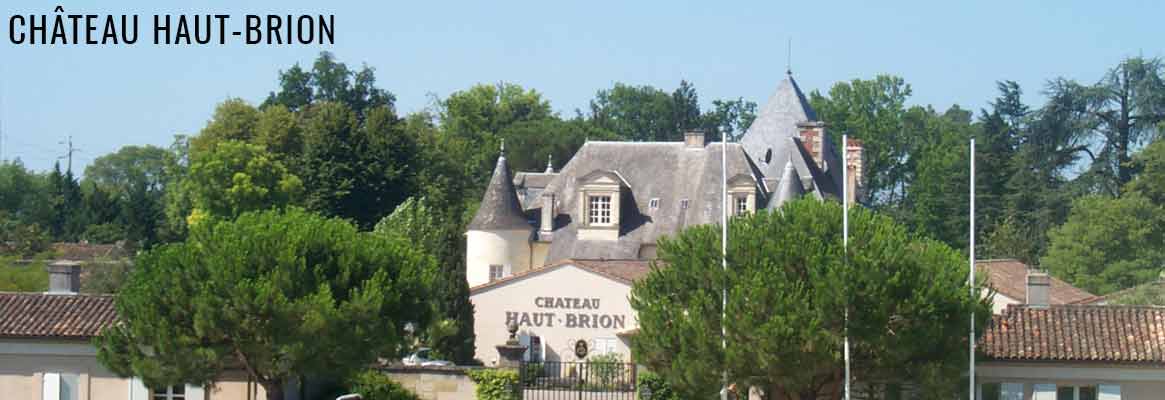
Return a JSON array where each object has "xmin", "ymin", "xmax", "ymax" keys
[
  {"xmin": 977, "ymin": 259, "xmax": 1099, "ymax": 305},
  {"xmin": 0, "ymin": 292, "xmax": 118, "ymax": 339},
  {"xmin": 52, "ymin": 242, "xmax": 128, "ymax": 262},
  {"xmin": 980, "ymin": 304, "xmax": 1165, "ymax": 364},
  {"xmin": 470, "ymin": 259, "xmax": 658, "ymax": 293}
]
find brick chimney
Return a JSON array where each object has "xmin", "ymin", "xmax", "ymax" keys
[
  {"xmin": 1026, "ymin": 270, "xmax": 1051, "ymax": 307},
  {"xmin": 46, "ymin": 260, "xmax": 81, "ymax": 294},
  {"xmin": 683, "ymin": 130, "xmax": 706, "ymax": 148},
  {"xmin": 797, "ymin": 121, "xmax": 826, "ymax": 169},
  {"xmin": 539, "ymin": 193, "xmax": 555, "ymax": 240},
  {"xmin": 845, "ymin": 137, "xmax": 864, "ymax": 205}
]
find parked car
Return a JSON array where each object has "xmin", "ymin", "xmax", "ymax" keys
[{"xmin": 401, "ymin": 347, "xmax": 453, "ymax": 366}]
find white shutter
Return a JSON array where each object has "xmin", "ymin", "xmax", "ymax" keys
[
  {"xmin": 1032, "ymin": 384, "xmax": 1055, "ymax": 400},
  {"xmin": 1098, "ymin": 385, "xmax": 1121, "ymax": 400},
  {"xmin": 186, "ymin": 383, "xmax": 206, "ymax": 400},
  {"xmin": 128, "ymin": 377, "xmax": 149, "ymax": 400},
  {"xmin": 1001, "ymin": 383, "xmax": 1024, "ymax": 400},
  {"xmin": 43, "ymin": 372, "xmax": 60, "ymax": 400}
]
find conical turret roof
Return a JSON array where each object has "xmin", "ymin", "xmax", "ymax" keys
[
  {"xmin": 468, "ymin": 151, "xmax": 533, "ymax": 231},
  {"xmin": 768, "ymin": 161, "xmax": 804, "ymax": 210}
]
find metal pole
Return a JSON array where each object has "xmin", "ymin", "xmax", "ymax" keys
[
  {"xmin": 968, "ymin": 139, "xmax": 976, "ymax": 400},
  {"xmin": 843, "ymin": 135, "xmax": 850, "ymax": 400},
  {"xmin": 721, "ymin": 136, "xmax": 729, "ymax": 400}
]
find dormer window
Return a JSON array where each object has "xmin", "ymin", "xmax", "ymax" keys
[
  {"xmin": 588, "ymin": 195, "xmax": 613, "ymax": 226},
  {"xmin": 726, "ymin": 174, "xmax": 758, "ymax": 216},
  {"xmin": 576, "ymin": 170, "xmax": 629, "ymax": 241}
]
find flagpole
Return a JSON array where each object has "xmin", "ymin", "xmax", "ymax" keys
[
  {"xmin": 843, "ymin": 135, "xmax": 851, "ymax": 400},
  {"xmin": 968, "ymin": 139, "xmax": 976, "ymax": 400},
  {"xmin": 721, "ymin": 133, "xmax": 729, "ymax": 400}
]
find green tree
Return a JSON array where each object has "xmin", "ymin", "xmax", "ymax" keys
[
  {"xmin": 630, "ymin": 199, "xmax": 988, "ymax": 399},
  {"xmin": 1044, "ymin": 57, "xmax": 1165, "ymax": 192},
  {"xmin": 262, "ymin": 51, "xmax": 395, "ymax": 119},
  {"xmin": 374, "ymin": 197, "xmax": 475, "ymax": 363},
  {"xmin": 589, "ymin": 83, "xmax": 682, "ymax": 142},
  {"xmin": 810, "ymin": 75, "xmax": 913, "ymax": 206},
  {"xmin": 1125, "ymin": 137, "xmax": 1165, "ymax": 204},
  {"xmin": 298, "ymin": 102, "xmax": 418, "ymax": 229},
  {"xmin": 189, "ymin": 99, "xmax": 261, "ymax": 155},
  {"xmin": 83, "ymin": 145, "xmax": 178, "ymax": 247},
  {"xmin": 96, "ymin": 208, "xmax": 434, "ymax": 400},
  {"xmin": 182, "ymin": 141, "xmax": 303, "ymax": 225},
  {"xmin": 1044, "ymin": 194, "xmax": 1165, "ymax": 294}
]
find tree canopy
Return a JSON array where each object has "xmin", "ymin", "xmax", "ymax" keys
[
  {"xmin": 96, "ymin": 208, "xmax": 434, "ymax": 400},
  {"xmin": 630, "ymin": 199, "xmax": 989, "ymax": 400}
]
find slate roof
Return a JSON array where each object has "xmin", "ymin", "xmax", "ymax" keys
[
  {"xmin": 469, "ymin": 259, "xmax": 656, "ymax": 294},
  {"xmin": 980, "ymin": 304, "xmax": 1165, "ymax": 364},
  {"xmin": 468, "ymin": 154, "xmax": 535, "ymax": 231},
  {"xmin": 513, "ymin": 171, "xmax": 559, "ymax": 210},
  {"xmin": 0, "ymin": 292, "xmax": 118, "ymax": 339},
  {"xmin": 768, "ymin": 161, "xmax": 805, "ymax": 210},
  {"xmin": 739, "ymin": 74, "xmax": 843, "ymax": 196},
  {"xmin": 977, "ymin": 259, "xmax": 1099, "ymax": 305},
  {"xmin": 537, "ymin": 141, "xmax": 763, "ymax": 261}
]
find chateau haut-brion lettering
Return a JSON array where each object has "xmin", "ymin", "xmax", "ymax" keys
[
  {"xmin": 504, "ymin": 296, "xmax": 627, "ymax": 329},
  {"xmin": 7, "ymin": 6, "xmax": 334, "ymax": 45}
]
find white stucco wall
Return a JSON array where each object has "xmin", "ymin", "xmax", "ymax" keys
[
  {"xmin": 465, "ymin": 229, "xmax": 532, "ymax": 288},
  {"xmin": 470, "ymin": 264, "xmax": 637, "ymax": 365}
]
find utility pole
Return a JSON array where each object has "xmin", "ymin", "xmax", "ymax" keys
[{"xmin": 59, "ymin": 135, "xmax": 80, "ymax": 173}]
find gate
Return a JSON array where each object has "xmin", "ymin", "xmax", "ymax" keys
[{"xmin": 518, "ymin": 360, "xmax": 638, "ymax": 400}]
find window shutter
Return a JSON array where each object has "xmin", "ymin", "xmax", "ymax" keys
[
  {"xmin": 186, "ymin": 383, "xmax": 206, "ymax": 400},
  {"xmin": 128, "ymin": 377, "xmax": 149, "ymax": 400},
  {"xmin": 1098, "ymin": 385, "xmax": 1121, "ymax": 400},
  {"xmin": 1031, "ymin": 384, "xmax": 1055, "ymax": 400},
  {"xmin": 43, "ymin": 372, "xmax": 60, "ymax": 400}
]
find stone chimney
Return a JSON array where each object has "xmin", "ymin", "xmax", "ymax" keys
[
  {"xmin": 845, "ymin": 137, "xmax": 864, "ymax": 205},
  {"xmin": 1026, "ymin": 270, "xmax": 1051, "ymax": 307},
  {"xmin": 46, "ymin": 260, "xmax": 81, "ymax": 294},
  {"xmin": 539, "ymin": 193, "xmax": 555, "ymax": 240},
  {"xmin": 683, "ymin": 130, "xmax": 706, "ymax": 148},
  {"xmin": 797, "ymin": 121, "xmax": 827, "ymax": 169}
]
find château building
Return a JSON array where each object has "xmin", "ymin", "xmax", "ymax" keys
[{"xmin": 465, "ymin": 72, "xmax": 864, "ymax": 364}]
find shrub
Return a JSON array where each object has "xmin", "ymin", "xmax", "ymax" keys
[
  {"xmin": 347, "ymin": 370, "xmax": 421, "ymax": 400},
  {"xmin": 586, "ymin": 353, "xmax": 625, "ymax": 388},
  {"xmin": 467, "ymin": 368, "xmax": 519, "ymax": 400},
  {"xmin": 637, "ymin": 371, "xmax": 678, "ymax": 400}
]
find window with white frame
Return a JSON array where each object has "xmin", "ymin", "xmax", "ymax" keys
[
  {"xmin": 591, "ymin": 337, "xmax": 618, "ymax": 355},
  {"xmin": 1058, "ymin": 386, "xmax": 1098, "ymax": 400},
  {"xmin": 588, "ymin": 195, "xmax": 612, "ymax": 225},
  {"xmin": 979, "ymin": 383, "xmax": 1023, "ymax": 400},
  {"xmin": 649, "ymin": 198, "xmax": 659, "ymax": 210},
  {"xmin": 42, "ymin": 373, "xmax": 78, "ymax": 400},
  {"xmin": 734, "ymin": 196, "xmax": 749, "ymax": 215},
  {"xmin": 152, "ymin": 385, "xmax": 186, "ymax": 400},
  {"xmin": 489, "ymin": 264, "xmax": 505, "ymax": 282}
]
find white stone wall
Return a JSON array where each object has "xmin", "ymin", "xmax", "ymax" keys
[
  {"xmin": 465, "ymin": 229, "xmax": 532, "ymax": 288},
  {"xmin": 470, "ymin": 264, "xmax": 637, "ymax": 365}
]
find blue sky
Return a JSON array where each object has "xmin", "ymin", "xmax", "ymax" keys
[{"xmin": 2, "ymin": 0, "xmax": 1162, "ymax": 173}]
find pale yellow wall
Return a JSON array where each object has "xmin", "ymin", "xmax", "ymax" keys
[
  {"xmin": 207, "ymin": 370, "xmax": 266, "ymax": 400},
  {"xmin": 530, "ymin": 242, "xmax": 551, "ymax": 268},
  {"xmin": 470, "ymin": 264, "xmax": 637, "ymax": 365},
  {"xmin": 0, "ymin": 346, "xmax": 126, "ymax": 400},
  {"xmin": 0, "ymin": 340, "xmax": 265, "ymax": 400},
  {"xmin": 388, "ymin": 370, "xmax": 475, "ymax": 400},
  {"xmin": 466, "ymin": 229, "xmax": 532, "ymax": 288}
]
